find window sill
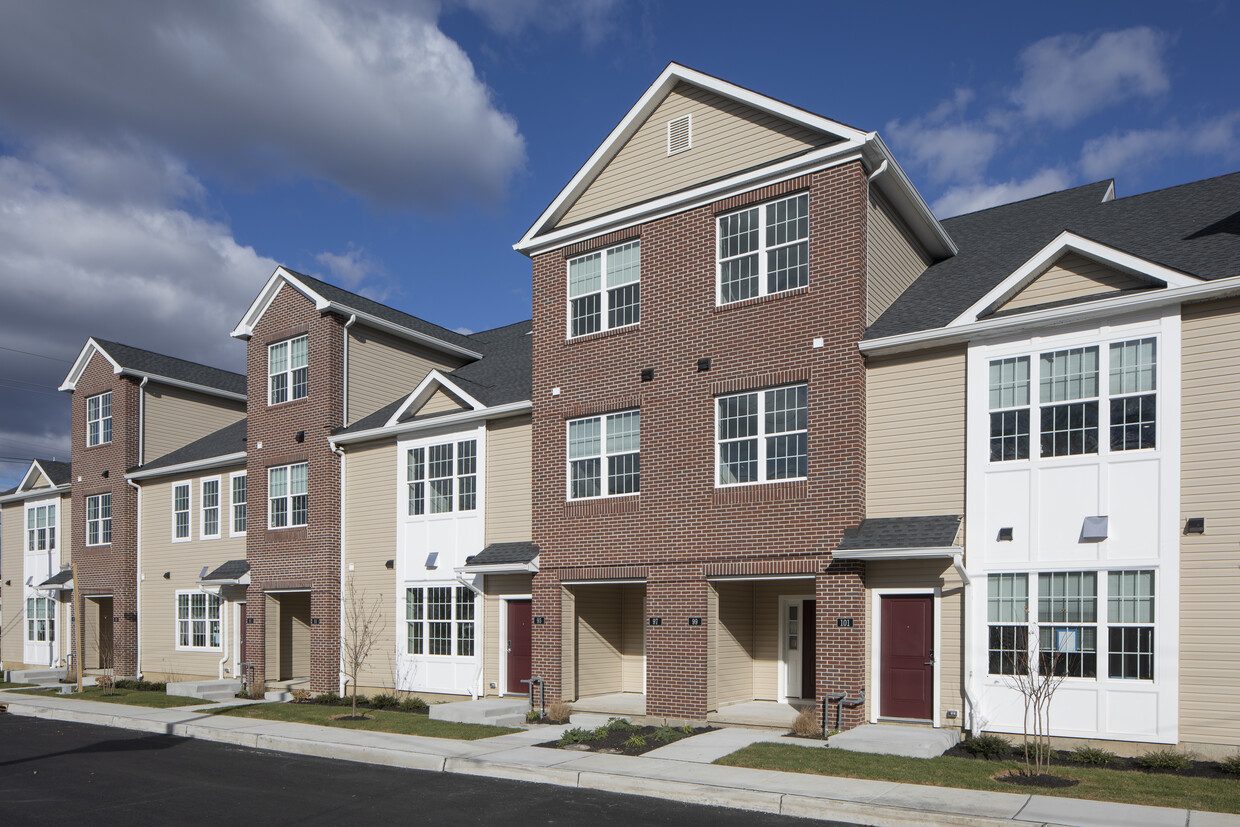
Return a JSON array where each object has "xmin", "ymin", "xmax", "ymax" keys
[
  {"xmin": 712, "ymin": 479, "xmax": 807, "ymax": 505},
  {"xmin": 565, "ymin": 324, "xmax": 639, "ymax": 345},
  {"xmin": 714, "ymin": 286, "xmax": 808, "ymax": 314},
  {"xmin": 267, "ymin": 395, "xmax": 310, "ymax": 409},
  {"xmin": 265, "ymin": 526, "xmax": 309, "ymax": 543},
  {"xmin": 83, "ymin": 441, "xmax": 113, "ymax": 450},
  {"xmin": 564, "ymin": 496, "xmax": 639, "ymax": 517}
]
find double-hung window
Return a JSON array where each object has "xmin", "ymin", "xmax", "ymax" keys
[
  {"xmin": 87, "ymin": 493, "xmax": 111, "ymax": 545},
  {"xmin": 405, "ymin": 586, "xmax": 475, "ymax": 656},
  {"xmin": 989, "ymin": 357, "xmax": 1030, "ymax": 461},
  {"xmin": 230, "ymin": 472, "xmax": 247, "ymax": 536},
  {"xmin": 567, "ymin": 240, "xmax": 640, "ymax": 338},
  {"xmin": 1037, "ymin": 571, "xmax": 1097, "ymax": 678},
  {"xmin": 987, "ymin": 573, "xmax": 1028, "ymax": 675},
  {"xmin": 1109, "ymin": 338, "xmax": 1156, "ymax": 451},
  {"xmin": 201, "ymin": 478, "xmax": 220, "ymax": 538},
  {"xmin": 407, "ymin": 439, "xmax": 478, "ymax": 516},
  {"xmin": 717, "ymin": 193, "xmax": 809, "ymax": 304},
  {"xmin": 172, "ymin": 483, "xmax": 191, "ymax": 540},
  {"xmin": 268, "ymin": 463, "xmax": 308, "ymax": 528},
  {"xmin": 1107, "ymin": 570, "xmax": 1155, "ymax": 679},
  {"xmin": 176, "ymin": 591, "xmax": 221, "ymax": 650},
  {"xmin": 26, "ymin": 503, "xmax": 56, "ymax": 551},
  {"xmin": 268, "ymin": 335, "xmax": 308, "ymax": 405},
  {"xmin": 87, "ymin": 391, "xmax": 112, "ymax": 446},
  {"xmin": 717, "ymin": 384, "xmax": 807, "ymax": 485},
  {"xmin": 1039, "ymin": 347, "xmax": 1100, "ymax": 457},
  {"xmin": 26, "ymin": 597, "xmax": 54, "ymax": 642},
  {"xmin": 567, "ymin": 411, "xmax": 639, "ymax": 499}
]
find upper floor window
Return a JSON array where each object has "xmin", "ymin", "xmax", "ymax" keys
[
  {"xmin": 173, "ymin": 482, "xmax": 191, "ymax": 540},
  {"xmin": 717, "ymin": 384, "xmax": 807, "ymax": 485},
  {"xmin": 717, "ymin": 193, "xmax": 808, "ymax": 304},
  {"xmin": 230, "ymin": 472, "xmax": 247, "ymax": 536},
  {"xmin": 268, "ymin": 335, "xmax": 308, "ymax": 405},
  {"xmin": 87, "ymin": 391, "xmax": 112, "ymax": 446},
  {"xmin": 1040, "ymin": 347, "xmax": 1099, "ymax": 458},
  {"xmin": 1108, "ymin": 339, "xmax": 1157, "ymax": 451},
  {"xmin": 26, "ymin": 502, "xmax": 56, "ymax": 551},
  {"xmin": 201, "ymin": 478, "xmax": 220, "ymax": 539},
  {"xmin": 87, "ymin": 492, "xmax": 111, "ymax": 545},
  {"xmin": 567, "ymin": 410, "xmax": 640, "ymax": 499},
  {"xmin": 989, "ymin": 357, "xmax": 1030, "ymax": 461},
  {"xmin": 568, "ymin": 240, "xmax": 640, "ymax": 338},
  {"xmin": 407, "ymin": 440, "xmax": 477, "ymax": 516},
  {"xmin": 268, "ymin": 462, "xmax": 307, "ymax": 528}
]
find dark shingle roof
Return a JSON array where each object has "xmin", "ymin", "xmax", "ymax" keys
[
  {"xmin": 138, "ymin": 419, "xmax": 246, "ymax": 473},
  {"xmin": 201, "ymin": 560, "xmax": 250, "ymax": 582},
  {"xmin": 464, "ymin": 542, "xmax": 539, "ymax": 567},
  {"xmin": 34, "ymin": 459, "xmax": 72, "ymax": 486},
  {"xmin": 40, "ymin": 569, "xmax": 74, "ymax": 587},
  {"xmin": 867, "ymin": 172, "xmax": 1240, "ymax": 339},
  {"xmin": 836, "ymin": 516, "xmax": 962, "ymax": 551},
  {"xmin": 94, "ymin": 338, "xmax": 246, "ymax": 395}
]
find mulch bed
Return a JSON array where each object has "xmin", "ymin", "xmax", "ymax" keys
[
  {"xmin": 945, "ymin": 744, "xmax": 1239, "ymax": 780},
  {"xmin": 537, "ymin": 725, "xmax": 717, "ymax": 757},
  {"xmin": 995, "ymin": 770, "xmax": 1079, "ymax": 788}
]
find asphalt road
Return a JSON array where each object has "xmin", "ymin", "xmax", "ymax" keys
[{"xmin": 0, "ymin": 715, "xmax": 848, "ymax": 825}]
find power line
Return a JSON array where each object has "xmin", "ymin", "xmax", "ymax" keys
[
  {"xmin": 0, "ymin": 344, "xmax": 73, "ymax": 363},
  {"xmin": 0, "ymin": 381, "xmax": 64, "ymax": 399}
]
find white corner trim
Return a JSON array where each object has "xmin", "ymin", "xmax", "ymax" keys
[
  {"xmin": 386, "ymin": 371, "xmax": 485, "ymax": 427},
  {"xmin": 949, "ymin": 232, "xmax": 1203, "ymax": 328}
]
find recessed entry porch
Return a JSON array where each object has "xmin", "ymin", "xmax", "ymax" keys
[{"xmin": 562, "ymin": 581, "xmax": 645, "ymax": 715}]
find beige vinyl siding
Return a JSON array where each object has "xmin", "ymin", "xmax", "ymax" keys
[
  {"xmin": 28, "ymin": 468, "xmax": 51, "ymax": 489},
  {"xmin": 561, "ymin": 587, "xmax": 576, "ymax": 700},
  {"xmin": 866, "ymin": 560, "xmax": 964, "ymax": 728},
  {"xmin": 485, "ymin": 415, "xmax": 532, "ymax": 544},
  {"xmin": 558, "ymin": 82, "xmax": 829, "ymax": 227},
  {"xmin": 1, "ymin": 501, "xmax": 25, "ymax": 667},
  {"xmin": 481, "ymin": 574, "xmax": 533, "ymax": 695},
  {"xmin": 999, "ymin": 253, "xmax": 1150, "ymax": 313},
  {"xmin": 137, "ymin": 469, "xmax": 246, "ymax": 681},
  {"xmin": 572, "ymin": 583, "xmax": 644, "ymax": 697},
  {"xmin": 867, "ymin": 189, "xmax": 930, "ymax": 325},
  {"xmin": 281, "ymin": 592, "xmax": 312, "ymax": 679},
  {"xmin": 713, "ymin": 582, "xmax": 755, "ymax": 705},
  {"xmin": 1180, "ymin": 297, "xmax": 1240, "ymax": 748},
  {"xmin": 866, "ymin": 347, "xmax": 966, "ymax": 516},
  {"xmin": 621, "ymin": 584, "xmax": 645, "ymax": 688},
  {"xmin": 341, "ymin": 439, "xmax": 399, "ymax": 691},
  {"xmin": 143, "ymin": 385, "xmax": 244, "ymax": 465},
  {"xmin": 346, "ymin": 326, "xmax": 465, "ymax": 425},
  {"xmin": 418, "ymin": 388, "xmax": 468, "ymax": 416}
]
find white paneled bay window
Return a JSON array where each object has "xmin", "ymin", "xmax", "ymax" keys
[
  {"xmin": 568, "ymin": 240, "xmax": 640, "ymax": 338},
  {"xmin": 26, "ymin": 502, "xmax": 56, "ymax": 551},
  {"xmin": 405, "ymin": 586, "xmax": 475, "ymax": 657},
  {"xmin": 407, "ymin": 439, "xmax": 477, "ymax": 516},
  {"xmin": 717, "ymin": 384, "xmax": 807, "ymax": 485}
]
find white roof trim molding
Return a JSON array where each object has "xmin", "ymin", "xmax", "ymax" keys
[
  {"xmin": 18, "ymin": 459, "xmax": 55, "ymax": 492},
  {"xmin": 950, "ymin": 231, "xmax": 1203, "ymax": 327},
  {"xmin": 385, "ymin": 371, "xmax": 485, "ymax": 427},
  {"xmin": 59, "ymin": 338, "xmax": 122, "ymax": 391},
  {"xmin": 58, "ymin": 337, "xmax": 245, "ymax": 400}
]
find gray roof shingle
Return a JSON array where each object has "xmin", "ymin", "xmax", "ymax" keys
[
  {"xmin": 94, "ymin": 338, "xmax": 246, "ymax": 395},
  {"xmin": 201, "ymin": 560, "xmax": 250, "ymax": 582},
  {"xmin": 138, "ymin": 419, "xmax": 246, "ymax": 474},
  {"xmin": 40, "ymin": 569, "xmax": 74, "ymax": 587},
  {"xmin": 34, "ymin": 459, "xmax": 72, "ymax": 486},
  {"xmin": 464, "ymin": 542, "xmax": 539, "ymax": 567},
  {"xmin": 836, "ymin": 516, "xmax": 962, "ymax": 551}
]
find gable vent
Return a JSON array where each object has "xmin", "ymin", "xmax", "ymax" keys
[{"xmin": 667, "ymin": 114, "xmax": 692, "ymax": 156}]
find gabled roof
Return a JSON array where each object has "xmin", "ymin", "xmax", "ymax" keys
[
  {"xmin": 231, "ymin": 267, "xmax": 482, "ymax": 360},
  {"xmin": 0, "ymin": 459, "xmax": 72, "ymax": 503},
  {"xmin": 59, "ymin": 338, "xmax": 246, "ymax": 398},
  {"xmin": 129, "ymin": 419, "xmax": 246, "ymax": 478},
  {"xmin": 866, "ymin": 172, "xmax": 1240, "ymax": 342}
]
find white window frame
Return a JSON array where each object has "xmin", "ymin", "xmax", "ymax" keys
[
  {"xmin": 407, "ymin": 439, "xmax": 478, "ymax": 517},
  {"xmin": 229, "ymin": 471, "xmax": 247, "ymax": 537},
  {"xmin": 268, "ymin": 335, "xmax": 308, "ymax": 405},
  {"xmin": 715, "ymin": 384, "xmax": 809, "ymax": 487},
  {"xmin": 566, "ymin": 240, "xmax": 641, "ymax": 339},
  {"xmin": 86, "ymin": 492, "xmax": 111, "ymax": 546},
  {"xmin": 26, "ymin": 596, "xmax": 55, "ymax": 643},
  {"xmin": 200, "ymin": 476, "xmax": 221, "ymax": 540},
  {"xmin": 26, "ymin": 501, "xmax": 57, "ymax": 552},
  {"xmin": 86, "ymin": 390, "xmax": 112, "ymax": 446},
  {"xmin": 565, "ymin": 410, "xmax": 640, "ymax": 500},
  {"xmin": 268, "ymin": 462, "xmax": 308, "ymax": 529},
  {"xmin": 716, "ymin": 192, "xmax": 810, "ymax": 306},
  {"xmin": 405, "ymin": 585, "xmax": 476, "ymax": 658},
  {"xmin": 175, "ymin": 590, "xmax": 222, "ymax": 652},
  {"xmin": 172, "ymin": 482, "xmax": 191, "ymax": 542}
]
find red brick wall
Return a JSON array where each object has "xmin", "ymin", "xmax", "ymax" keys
[
  {"xmin": 530, "ymin": 163, "xmax": 870, "ymax": 720},
  {"xmin": 243, "ymin": 284, "xmax": 344, "ymax": 692}
]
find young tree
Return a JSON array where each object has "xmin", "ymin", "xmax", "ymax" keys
[
  {"xmin": 340, "ymin": 579, "xmax": 385, "ymax": 719},
  {"xmin": 1005, "ymin": 619, "xmax": 1067, "ymax": 776}
]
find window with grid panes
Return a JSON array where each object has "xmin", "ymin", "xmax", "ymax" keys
[
  {"xmin": 717, "ymin": 385, "xmax": 807, "ymax": 485},
  {"xmin": 268, "ymin": 335, "xmax": 308, "ymax": 405},
  {"xmin": 173, "ymin": 483, "xmax": 190, "ymax": 539},
  {"xmin": 177, "ymin": 591, "xmax": 221, "ymax": 649},
  {"xmin": 231, "ymin": 473, "xmax": 247, "ymax": 535},
  {"xmin": 268, "ymin": 463, "xmax": 307, "ymax": 528},
  {"xmin": 405, "ymin": 586, "xmax": 475, "ymax": 656},
  {"xmin": 26, "ymin": 503, "xmax": 56, "ymax": 551},
  {"xmin": 201, "ymin": 478, "xmax": 220, "ymax": 538},
  {"xmin": 1039, "ymin": 347, "xmax": 1099, "ymax": 457},
  {"xmin": 987, "ymin": 573, "xmax": 1028, "ymax": 675},
  {"xmin": 1037, "ymin": 571, "xmax": 1097, "ymax": 678},
  {"xmin": 567, "ymin": 240, "xmax": 640, "ymax": 338},
  {"xmin": 407, "ymin": 440, "xmax": 477, "ymax": 515},
  {"xmin": 717, "ymin": 193, "xmax": 808, "ymax": 304},
  {"xmin": 989, "ymin": 357, "xmax": 1030, "ymax": 461},
  {"xmin": 87, "ymin": 391, "xmax": 112, "ymax": 446},
  {"xmin": 1109, "ymin": 338, "xmax": 1156, "ymax": 451},
  {"xmin": 26, "ymin": 597, "xmax": 54, "ymax": 642},
  {"xmin": 87, "ymin": 493, "xmax": 111, "ymax": 545},
  {"xmin": 567, "ymin": 411, "xmax": 639, "ymax": 499},
  {"xmin": 1107, "ymin": 570, "xmax": 1154, "ymax": 679}
]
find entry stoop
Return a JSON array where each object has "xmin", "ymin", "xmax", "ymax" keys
[
  {"xmin": 429, "ymin": 698, "xmax": 528, "ymax": 727},
  {"xmin": 7, "ymin": 668, "xmax": 69, "ymax": 688},
  {"xmin": 828, "ymin": 724, "xmax": 960, "ymax": 758},
  {"xmin": 166, "ymin": 679, "xmax": 243, "ymax": 702}
]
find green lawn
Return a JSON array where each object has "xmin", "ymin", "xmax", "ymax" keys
[
  {"xmin": 0, "ymin": 682, "xmax": 33, "ymax": 690},
  {"xmin": 215, "ymin": 702, "xmax": 520, "ymax": 740},
  {"xmin": 14, "ymin": 686, "xmax": 205, "ymax": 708},
  {"xmin": 716, "ymin": 742, "xmax": 1240, "ymax": 814}
]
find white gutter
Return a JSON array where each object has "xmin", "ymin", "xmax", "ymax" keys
[
  {"xmin": 127, "ymin": 477, "xmax": 143, "ymax": 679},
  {"xmin": 952, "ymin": 553, "xmax": 983, "ymax": 734},
  {"xmin": 324, "ymin": 303, "xmax": 482, "ymax": 361},
  {"xmin": 138, "ymin": 376, "xmax": 149, "ymax": 465},
  {"xmin": 117, "ymin": 370, "xmax": 246, "ymax": 402},
  {"xmin": 330, "ymin": 400, "xmax": 532, "ymax": 447},
  {"xmin": 126, "ymin": 451, "xmax": 246, "ymax": 481},
  {"xmin": 867, "ymin": 159, "xmax": 888, "ymax": 182},
  {"xmin": 342, "ymin": 314, "xmax": 357, "ymax": 425},
  {"xmin": 832, "ymin": 546, "xmax": 961, "ymax": 560},
  {"xmin": 0, "ymin": 484, "xmax": 70, "ymax": 504},
  {"xmin": 862, "ymin": 272, "xmax": 1240, "ymax": 357},
  {"xmin": 453, "ymin": 561, "xmax": 539, "ymax": 576}
]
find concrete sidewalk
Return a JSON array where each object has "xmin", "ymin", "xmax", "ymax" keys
[{"xmin": 1, "ymin": 689, "xmax": 1235, "ymax": 827}]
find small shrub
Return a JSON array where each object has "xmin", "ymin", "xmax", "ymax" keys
[
  {"xmin": 624, "ymin": 734, "xmax": 647, "ymax": 749},
  {"xmin": 399, "ymin": 696, "xmax": 429, "ymax": 713},
  {"xmin": 680, "ymin": 724, "xmax": 694, "ymax": 735},
  {"xmin": 289, "ymin": 689, "xmax": 312, "ymax": 704},
  {"xmin": 1135, "ymin": 748, "xmax": 1195, "ymax": 771},
  {"xmin": 1219, "ymin": 753, "xmax": 1240, "ymax": 775},
  {"xmin": 653, "ymin": 724, "xmax": 681, "ymax": 743},
  {"xmin": 312, "ymin": 692, "xmax": 341, "ymax": 705},
  {"xmin": 545, "ymin": 700, "xmax": 572, "ymax": 723},
  {"xmin": 962, "ymin": 734, "xmax": 1011, "ymax": 759},
  {"xmin": 604, "ymin": 717, "xmax": 637, "ymax": 734},
  {"xmin": 790, "ymin": 708, "xmax": 819, "ymax": 737},
  {"xmin": 351, "ymin": 695, "xmax": 369, "ymax": 708},
  {"xmin": 526, "ymin": 709, "xmax": 542, "ymax": 723},
  {"xmin": 369, "ymin": 693, "xmax": 400, "ymax": 710},
  {"xmin": 1068, "ymin": 745, "xmax": 1116, "ymax": 766},
  {"xmin": 558, "ymin": 727, "xmax": 593, "ymax": 746},
  {"xmin": 1018, "ymin": 741, "xmax": 1054, "ymax": 762}
]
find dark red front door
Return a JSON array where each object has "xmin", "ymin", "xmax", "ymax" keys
[
  {"xmin": 238, "ymin": 602, "xmax": 247, "ymax": 667},
  {"xmin": 801, "ymin": 599, "xmax": 817, "ymax": 700},
  {"xmin": 506, "ymin": 600, "xmax": 532, "ymax": 694},
  {"xmin": 880, "ymin": 595, "xmax": 933, "ymax": 719}
]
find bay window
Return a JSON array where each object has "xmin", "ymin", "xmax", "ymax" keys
[
  {"xmin": 177, "ymin": 591, "xmax": 222, "ymax": 650},
  {"xmin": 406, "ymin": 586, "xmax": 475, "ymax": 657},
  {"xmin": 407, "ymin": 439, "xmax": 477, "ymax": 516},
  {"xmin": 26, "ymin": 597, "xmax": 54, "ymax": 642},
  {"xmin": 26, "ymin": 502, "xmax": 56, "ymax": 551}
]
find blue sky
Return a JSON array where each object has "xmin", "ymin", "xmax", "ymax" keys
[{"xmin": 1, "ymin": 0, "xmax": 1237, "ymax": 489}]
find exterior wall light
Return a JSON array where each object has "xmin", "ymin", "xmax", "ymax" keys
[{"xmin": 1185, "ymin": 517, "xmax": 1205, "ymax": 534}]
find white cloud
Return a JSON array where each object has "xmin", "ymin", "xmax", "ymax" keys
[
  {"xmin": 1013, "ymin": 27, "xmax": 1171, "ymax": 127},
  {"xmin": 1079, "ymin": 113, "xmax": 1240, "ymax": 180},
  {"xmin": 0, "ymin": 0, "xmax": 526, "ymax": 209},
  {"xmin": 932, "ymin": 168, "xmax": 1073, "ymax": 218},
  {"xmin": 454, "ymin": 0, "xmax": 622, "ymax": 43},
  {"xmin": 886, "ymin": 89, "xmax": 1001, "ymax": 185}
]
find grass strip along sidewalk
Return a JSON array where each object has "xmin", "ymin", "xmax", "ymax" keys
[
  {"xmin": 214, "ymin": 702, "xmax": 522, "ymax": 741},
  {"xmin": 716, "ymin": 742, "xmax": 1240, "ymax": 815},
  {"xmin": 14, "ymin": 686, "xmax": 205, "ymax": 708}
]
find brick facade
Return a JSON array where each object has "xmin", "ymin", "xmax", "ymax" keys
[{"xmin": 530, "ymin": 162, "xmax": 871, "ymax": 722}]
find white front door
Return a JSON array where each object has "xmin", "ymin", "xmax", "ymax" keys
[{"xmin": 779, "ymin": 595, "xmax": 813, "ymax": 701}]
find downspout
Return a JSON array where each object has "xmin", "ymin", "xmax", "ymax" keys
[
  {"xmin": 454, "ymin": 573, "xmax": 484, "ymax": 700},
  {"xmin": 342, "ymin": 315, "xmax": 356, "ymax": 426},
  {"xmin": 867, "ymin": 159, "xmax": 888, "ymax": 183},
  {"xmin": 332, "ymin": 441, "xmax": 347, "ymax": 696},
  {"xmin": 138, "ymin": 377, "xmax": 149, "ymax": 466},
  {"xmin": 127, "ymin": 477, "xmax": 143, "ymax": 679},
  {"xmin": 952, "ymin": 551, "xmax": 982, "ymax": 734},
  {"xmin": 198, "ymin": 582, "xmax": 228, "ymax": 680}
]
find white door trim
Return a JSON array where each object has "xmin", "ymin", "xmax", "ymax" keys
[
  {"xmin": 778, "ymin": 594, "xmax": 815, "ymax": 702},
  {"xmin": 870, "ymin": 587, "xmax": 941, "ymax": 727},
  {"xmin": 497, "ymin": 595, "xmax": 532, "ymax": 698}
]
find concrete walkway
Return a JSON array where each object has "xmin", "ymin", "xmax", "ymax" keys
[{"xmin": 1, "ymin": 688, "xmax": 1235, "ymax": 827}]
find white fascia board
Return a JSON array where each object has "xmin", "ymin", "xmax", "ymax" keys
[
  {"xmin": 327, "ymin": 305, "xmax": 482, "ymax": 361},
  {"xmin": 453, "ymin": 561, "xmax": 539, "ymax": 575},
  {"xmin": 199, "ymin": 573, "xmax": 251, "ymax": 586},
  {"xmin": 230, "ymin": 268, "xmax": 313, "ymax": 340},
  {"xmin": 123, "ymin": 371, "xmax": 246, "ymax": 402},
  {"xmin": 862, "ymin": 133, "xmax": 957, "ymax": 259},
  {"xmin": 862, "ymin": 272, "xmax": 1240, "ymax": 357},
  {"xmin": 832, "ymin": 547, "xmax": 961, "ymax": 561},
  {"xmin": 515, "ymin": 61, "xmax": 869, "ymax": 253},
  {"xmin": 950, "ymin": 232, "xmax": 1203, "ymax": 328},
  {"xmin": 0, "ymin": 484, "xmax": 70, "ymax": 504},
  {"xmin": 386, "ymin": 371, "xmax": 484, "ymax": 427},
  {"xmin": 59, "ymin": 338, "xmax": 121, "ymax": 391},
  {"xmin": 126, "ymin": 451, "xmax": 247, "ymax": 481},
  {"xmin": 17, "ymin": 459, "xmax": 51, "ymax": 491},
  {"xmin": 332, "ymin": 400, "xmax": 532, "ymax": 447}
]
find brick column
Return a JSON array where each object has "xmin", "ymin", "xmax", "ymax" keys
[{"xmin": 817, "ymin": 559, "xmax": 866, "ymax": 730}]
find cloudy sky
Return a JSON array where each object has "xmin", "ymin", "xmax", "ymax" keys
[{"xmin": 1, "ymin": 0, "xmax": 1237, "ymax": 489}]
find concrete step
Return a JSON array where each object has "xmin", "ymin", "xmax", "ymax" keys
[
  {"xmin": 265, "ymin": 690, "xmax": 294, "ymax": 702},
  {"xmin": 166, "ymin": 679, "xmax": 242, "ymax": 702},
  {"xmin": 828, "ymin": 724, "xmax": 960, "ymax": 759},
  {"xmin": 8, "ymin": 668, "xmax": 67, "ymax": 686},
  {"xmin": 429, "ymin": 698, "xmax": 529, "ymax": 725}
]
